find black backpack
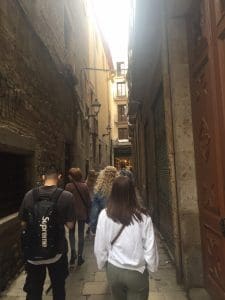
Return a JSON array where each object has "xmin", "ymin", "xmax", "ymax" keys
[{"xmin": 22, "ymin": 188, "xmax": 63, "ymax": 261}]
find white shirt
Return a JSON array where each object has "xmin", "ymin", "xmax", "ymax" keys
[{"xmin": 94, "ymin": 209, "xmax": 159, "ymax": 273}]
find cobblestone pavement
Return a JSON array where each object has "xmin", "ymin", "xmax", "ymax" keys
[{"xmin": 0, "ymin": 231, "xmax": 188, "ymax": 300}]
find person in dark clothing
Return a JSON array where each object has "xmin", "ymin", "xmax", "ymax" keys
[
  {"xmin": 65, "ymin": 168, "xmax": 91, "ymax": 266},
  {"xmin": 85, "ymin": 170, "xmax": 97, "ymax": 235},
  {"xmin": 19, "ymin": 166, "xmax": 75, "ymax": 300},
  {"xmin": 119, "ymin": 161, "xmax": 134, "ymax": 182}
]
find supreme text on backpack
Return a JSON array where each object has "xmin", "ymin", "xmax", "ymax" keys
[{"xmin": 21, "ymin": 188, "xmax": 63, "ymax": 261}]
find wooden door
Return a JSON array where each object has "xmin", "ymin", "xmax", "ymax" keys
[{"xmin": 189, "ymin": 1, "xmax": 225, "ymax": 299}]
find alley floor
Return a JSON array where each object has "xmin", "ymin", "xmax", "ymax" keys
[{"xmin": 0, "ymin": 231, "xmax": 188, "ymax": 300}]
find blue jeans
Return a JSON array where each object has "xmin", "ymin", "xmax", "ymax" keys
[{"xmin": 90, "ymin": 194, "xmax": 106, "ymax": 234}]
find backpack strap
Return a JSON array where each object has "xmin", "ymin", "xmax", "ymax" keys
[
  {"xmin": 111, "ymin": 224, "xmax": 126, "ymax": 246},
  {"xmin": 32, "ymin": 188, "xmax": 40, "ymax": 202},
  {"xmin": 50, "ymin": 188, "xmax": 63, "ymax": 203},
  {"xmin": 32, "ymin": 187, "xmax": 63, "ymax": 203},
  {"xmin": 73, "ymin": 181, "xmax": 89, "ymax": 210}
]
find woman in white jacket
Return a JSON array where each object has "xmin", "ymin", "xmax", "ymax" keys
[{"xmin": 94, "ymin": 176, "xmax": 158, "ymax": 300}]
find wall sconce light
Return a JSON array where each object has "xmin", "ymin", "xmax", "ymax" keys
[
  {"xmin": 102, "ymin": 124, "xmax": 112, "ymax": 137},
  {"xmin": 87, "ymin": 98, "xmax": 101, "ymax": 119}
]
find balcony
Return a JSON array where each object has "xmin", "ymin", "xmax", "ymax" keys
[{"xmin": 114, "ymin": 114, "xmax": 128, "ymax": 125}]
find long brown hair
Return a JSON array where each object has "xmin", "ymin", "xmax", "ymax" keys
[{"xmin": 107, "ymin": 176, "xmax": 149, "ymax": 226}]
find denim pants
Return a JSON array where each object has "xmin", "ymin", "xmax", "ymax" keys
[
  {"xmin": 90, "ymin": 194, "xmax": 106, "ymax": 234},
  {"xmin": 24, "ymin": 254, "xmax": 68, "ymax": 300},
  {"xmin": 106, "ymin": 263, "xmax": 149, "ymax": 300}
]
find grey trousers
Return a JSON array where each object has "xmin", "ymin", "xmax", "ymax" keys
[{"xmin": 106, "ymin": 263, "xmax": 149, "ymax": 300}]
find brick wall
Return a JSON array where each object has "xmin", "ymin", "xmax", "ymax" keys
[
  {"xmin": 0, "ymin": 0, "xmax": 79, "ymax": 290},
  {"xmin": 0, "ymin": 0, "xmax": 79, "ymax": 175}
]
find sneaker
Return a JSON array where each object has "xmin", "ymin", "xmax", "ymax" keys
[
  {"xmin": 70, "ymin": 250, "xmax": 77, "ymax": 265},
  {"xmin": 77, "ymin": 255, "xmax": 85, "ymax": 266}
]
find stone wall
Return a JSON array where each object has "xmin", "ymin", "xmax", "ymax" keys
[
  {"xmin": 0, "ymin": 0, "xmax": 78, "ymax": 176},
  {"xmin": 129, "ymin": 0, "xmax": 204, "ymax": 292},
  {"xmin": 167, "ymin": 16, "xmax": 203, "ymax": 288},
  {"xmin": 0, "ymin": 215, "xmax": 22, "ymax": 292},
  {"xmin": 0, "ymin": 0, "xmax": 86, "ymax": 290}
]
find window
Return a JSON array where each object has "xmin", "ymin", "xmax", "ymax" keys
[
  {"xmin": 118, "ymin": 128, "xmax": 128, "ymax": 140},
  {"xmin": 116, "ymin": 62, "xmax": 126, "ymax": 76},
  {"xmin": 117, "ymin": 82, "xmax": 126, "ymax": 97},
  {"xmin": 118, "ymin": 105, "xmax": 127, "ymax": 122}
]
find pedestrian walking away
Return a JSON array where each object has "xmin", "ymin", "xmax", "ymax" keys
[
  {"xmin": 119, "ymin": 160, "xmax": 134, "ymax": 182},
  {"xmin": 85, "ymin": 169, "xmax": 97, "ymax": 235},
  {"xmin": 65, "ymin": 167, "xmax": 91, "ymax": 266},
  {"xmin": 19, "ymin": 166, "xmax": 75, "ymax": 300},
  {"xmin": 90, "ymin": 166, "xmax": 117, "ymax": 235},
  {"xmin": 86, "ymin": 169, "xmax": 97, "ymax": 200},
  {"xmin": 94, "ymin": 176, "xmax": 159, "ymax": 300}
]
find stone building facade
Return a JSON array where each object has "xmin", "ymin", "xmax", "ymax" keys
[
  {"xmin": 88, "ymin": 23, "xmax": 114, "ymax": 170},
  {"xmin": 128, "ymin": 0, "xmax": 224, "ymax": 299},
  {"xmin": 0, "ymin": 0, "xmax": 112, "ymax": 291},
  {"xmin": 110, "ymin": 62, "xmax": 132, "ymax": 169}
]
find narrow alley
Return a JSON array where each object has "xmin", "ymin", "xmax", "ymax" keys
[
  {"xmin": 1, "ymin": 0, "xmax": 225, "ymax": 299},
  {"xmin": 1, "ymin": 232, "xmax": 188, "ymax": 300}
]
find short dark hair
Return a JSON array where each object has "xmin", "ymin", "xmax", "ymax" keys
[
  {"xmin": 107, "ymin": 176, "xmax": 149, "ymax": 226},
  {"xmin": 68, "ymin": 168, "xmax": 83, "ymax": 182},
  {"xmin": 120, "ymin": 161, "xmax": 126, "ymax": 169},
  {"xmin": 44, "ymin": 166, "xmax": 59, "ymax": 178}
]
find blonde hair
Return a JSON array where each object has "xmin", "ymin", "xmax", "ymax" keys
[{"xmin": 94, "ymin": 166, "xmax": 117, "ymax": 198}]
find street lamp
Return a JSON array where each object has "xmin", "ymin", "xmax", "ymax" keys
[{"xmin": 87, "ymin": 98, "xmax": 101, "ymax": 119}]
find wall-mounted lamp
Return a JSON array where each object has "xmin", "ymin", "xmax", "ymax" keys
[
  {"xmin": 87, "ymin": 98, "xmax": 101, "ymax": 119},
  {"xmin": 102, "ymin": 125, "xmax": 112, "ymax": 137}
]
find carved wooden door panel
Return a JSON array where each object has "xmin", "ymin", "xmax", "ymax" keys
[{"xmin": 189, "ymin": 1, "xmax": 225, "ymax": 299}]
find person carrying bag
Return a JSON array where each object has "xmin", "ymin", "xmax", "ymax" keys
[
  {"xmin": 65, "ymin": 168, "xmax": 91, "ymax": 266},
  {"xmin": 94, "ymin": 176, "xmax": 159, "ymax": 300}
]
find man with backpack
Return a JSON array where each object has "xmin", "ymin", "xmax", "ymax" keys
[{"xmin": 19, "ymin": 166, "xmax": 75, "ymax": 300}]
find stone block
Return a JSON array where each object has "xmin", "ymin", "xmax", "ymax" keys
[
  {"xmin": 188, "ymin": 288, "xmax": 212, "ymax": 300},
  {"xmin": 148, "ymin": 292, "xmax": 165, "ymax": 300},
  {"xmin": 83, "ymin": 282, "xmax": 109, "ymax": 295},
  {"xmin": 88, "ymin": 295, "xmax": 110, "ymax": 300},
  {"xmin": 164, "ymin": 291, "xmax": 188, "ymax": 300},
  {"xmin": 94, "ymin": 272, "xmax": 107, "ymax": 282}
]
